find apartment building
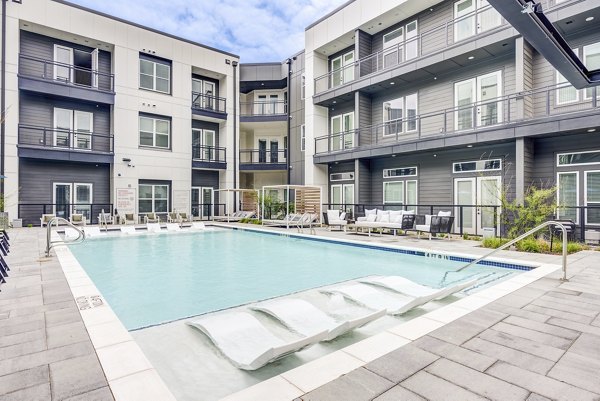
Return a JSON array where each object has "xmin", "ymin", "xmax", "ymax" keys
[
  {"xmin": 302, "ymin": 0, "xmax": 600, "ymax": 237},
  {"xmin": 3, "ymin": 0, "xmax": 238, "ymax": 225}
]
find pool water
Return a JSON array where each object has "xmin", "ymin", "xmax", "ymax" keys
[{"xmin": 69, "ymin": 229, "xmax": 517, "ymax": 330}]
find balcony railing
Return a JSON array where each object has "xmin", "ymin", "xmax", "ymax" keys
[
  {"xmin": 192, "ymin": 145, "xmax": 226, "ymax": 163},
  {"xmin": 240, "ymin": 101, "xmax": 287, "ymax": 117},
  {"xmin": 17, "ymin": 203, "xmax": 114, "ymax": 226},
  {"xmin": 18, "ymin": 124, "xmax": 114, "ymax": 153},
  {"xmin": 192, "ymin": 92, "xmax": 227, "ymax": 114},
  {"xmin": 19, "ymin": 54, "xmax": 114, "ymax": 92},
  {"xmin": 239, "ymin": 149, "xmax": 287, "ymax": 164},
  {"xmin": 315, "ymin": 83, "xmax": 600, "ymax": 155}
]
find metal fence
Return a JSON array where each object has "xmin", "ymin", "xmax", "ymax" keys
[
  {"xmin": 17, "ymin": 203, "xmax": 114, "ymax": 226},
  {"xmin": 192, "ymin": 145, "xmax": 226, "ymax": 163},
  {"xmin": 240, "ymin": 100, "xmax": 287, "ymax": 116},
  {"xmin": 19, "ymin": 124, "xmax": 114, "ymax": 153},
  {"xmin": 192, "ymin": 92, "xmax": 227, "ymax": 114},
  {"xmin": 239, "ymin": 149, "xmax": 287, "ymax": 164}
]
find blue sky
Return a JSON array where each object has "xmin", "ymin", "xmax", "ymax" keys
[{"xmin": 69, "ymin": 0, "xmax": 348, "ymax": 62}]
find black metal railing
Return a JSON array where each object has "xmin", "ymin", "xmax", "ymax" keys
[
  {"xmin": 19, "ymin": 54, "xmax": 114, "ymax": 92},
  {"xmin": 240, "ymin": 100, "xmax": 287, "ymax": 116},
  {"xmin": 239, "ymin": 149, "xmax": 287, "ymax": 164},
  {"xmin": 315, "ymin": 82, "xmax": 599, "ymax": 155},
  {"xmin": 323, "ymin": 203, "xmax": 600, "ymax": 241},
  {"xmin": 192, "ymin": 145, "xmax": 226, "ymax": 163},
  {"xmin": 191, "ymin": 203, "xmax": 226, "ymax": 220},
  {"xmin": 18, "ymin": 124, "xmax": 114, "ymax": 153},
  {"xmin": 18, "ymin": 203, "xmax": 114, "ymax": 226},
  {"xmin": 191, "ymin": 92, "xmax": 227, "ymax": 114}
]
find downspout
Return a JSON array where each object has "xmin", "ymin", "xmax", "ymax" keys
[
  {"xmin": 1, "ymin": 0, "xmax": 6, "ymax": 209},
  {"xmin": 232, "ymin": 60, "xmax": 238, "ymax": 212},
  {"xmin": 285, "ymin": 58, "xmax": 292, "ymax": 184}
]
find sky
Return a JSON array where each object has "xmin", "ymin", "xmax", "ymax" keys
[{"xmin": 69, "ymin": 0, "xmax": 348, "ymax": 62}]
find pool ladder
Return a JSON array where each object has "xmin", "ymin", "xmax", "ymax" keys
[
  {"xmin": 440, "ymin": 221, "xmax": 569, "ymax": 285},
  {"xmin": 45, "ymin": 217, "xmax": 86, "ymax": 257}
]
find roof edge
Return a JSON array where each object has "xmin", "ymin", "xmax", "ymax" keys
[{"xmin": 305, "ymin": 0, "xmax": 356, "ymax": 31}]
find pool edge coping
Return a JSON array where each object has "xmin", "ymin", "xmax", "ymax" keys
[{"xmin": 52, "ymin": 227, "xmax": 561, "ymax": 401}]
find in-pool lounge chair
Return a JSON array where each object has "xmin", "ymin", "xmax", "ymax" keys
[
  {"xmin": 40, "ymin": 214, "xmax": 57, "ymax": 227},
  {"xmin": 321, "ymin": 283, "xmax": 430, "ymax": 315},
  {"xmin": 250, "ymin": 298, "xmax": 385, "ymax": 341},
  {"xmin": 187, "ymin": 311, "xmax": 327, "ymax": 370},
  {"xmin": 146, "ymin": 223, "xmax": 162, "ymax": 233},
  {"xmin": 166, "ymin": 223, "xmax": 181, "ymax": 232},
  {"xmin": 83, "ymin": 226, "xmax": 104, "ymax": 238},
  {"xmin": 360, "ymin": 276, "xmax": 477, "ymax": 303}
]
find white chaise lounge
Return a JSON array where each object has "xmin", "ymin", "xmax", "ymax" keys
[
  {"xmin": 146, "ymin": 223, "xmax": 162, "ymax": 233},
  {"xmin": 250, "ymin": 298, "xmax": 385, "ymax": 341},
  {"xmin": 83, "ymin": 226, "xmax": 105, "ymax": 238},
  {"xmin": 186, "ymin": 311, "xmax": 327, "ymax": 370},
  {"xmin": 321, "ymin": 283, "xmax": 430, "ymax": 315},
  {"xmin": 166, "ymin": 223, "xmax": 181, "ymax": 232},
  {"xmin": 360, "ymin": 276, "xmax": 477, "ymax": 303}
]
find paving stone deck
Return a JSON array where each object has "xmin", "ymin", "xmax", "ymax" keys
[
  {"xmin": 0, "ymin": 228, "xmax": 114, "ymax": 401},
  {"xmin": 295, "ymin": 249, "xmax": 600, "ymax": 401}
]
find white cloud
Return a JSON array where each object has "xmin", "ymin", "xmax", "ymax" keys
[{"xmin": 68, "ymin": 0, "xmax": 348, "ymax": 62}]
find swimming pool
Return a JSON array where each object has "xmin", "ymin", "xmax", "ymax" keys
[{"xmin": 69, "ymin": 228, "xmax": 523, "ymax": 330}]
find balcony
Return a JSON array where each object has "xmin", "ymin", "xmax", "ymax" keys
[
  {"xmin": 314, "ymin": 83, "xmax": 600, "ymax": 162},
  {"xmin": 18, "ymin": 124, "xmax": 114, "ymax": 163},
  {"xmin": 239, "ymin": 149, "xmax": 287, "ymax": 170},
  {"xmin": 240, "ymin": 101, "xmax": 288, "ymax": 123},
  {"xmin": 18, "ymin": 54, "xmax": 115, "ymax": 104},
  {"xmin": 191, "ymin": 92, "xmax": 227, "ymax": 121},
  {"xmin": 192, "ymin": 145, "xmax": 227, "ymax": 169}
]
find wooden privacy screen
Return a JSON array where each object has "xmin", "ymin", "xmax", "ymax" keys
[{"xmin": 295, "ymin": 188, "xmax": 321, "ymax": 221}]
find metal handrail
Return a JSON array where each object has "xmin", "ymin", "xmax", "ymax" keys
[
  {"xmin": 441, "ymin": 221, "xmax": 569, "ymax": 285},
  {"xmin": 45, "ymin": 217, "xmax": 86, "ymax": 257}
]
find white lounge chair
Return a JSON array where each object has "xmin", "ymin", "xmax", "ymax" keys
[
  {"xmin": 83, "ymin": 226, "xmax": 104, "ymax": 238},
  {"xmin": 166, "ymin": 223, "xmax": 181, "ymax": 232},
  {"xmin": 186, "ymin": 311, "xmax": 327, "ymax": 370},
  {"xmin": 360, "ymin": 276, "xmax": 478, "ymax": 302},
  {"xmin": 69, "ymin": 213, "xmax": 86, "ymax": 226},
  {"xmin": 146, "ymin": 223, "xmax": 162, "ymax": 233},
  {"xmin": 64, "ymin": 227, "xmax": 81, "ymax": 240},
  {"xmin": 325, "ymin": 210, "xmax": 348, "ymax": 231},
  {"xmin": 250, "ymin": 298, "xmax": 385, "ymax": 341},
  {"xmin": 120, "ymin": 226, "xmax": 137, "ymax": 235},
  {"xmin": 40, "ymin": 214, "xmax": 57, "ymax": 227},
  {"xmin": 191, "ymin": 222, "xmax": 206, "ymax": 230},
  {"xmin": 321, "ymin": 283, "xmax": 430, "ymax": 315}
]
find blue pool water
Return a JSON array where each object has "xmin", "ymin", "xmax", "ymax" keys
[{"xmin": 69, "ymin": 229, "xmax": 520, "ymax": 330}]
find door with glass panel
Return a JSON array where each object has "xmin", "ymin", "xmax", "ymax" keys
[
  {"xmin": 454, "ymin": 0, "xmax": 501, "ymax": 42},
  {"xmin": 454, "ymin": 176, "xmax": 501, "ymax": 234},
  {"xmin": 192, "ymin": 187, "xmax": 214, "ymax": 219},
  {"xmin": 258, "ymin": 139, "xmax": 267, "ymax": 163},
  {"xmin": 74, "ymin": 184, "xmax": 93, "ymax": 221},
  {"xmin": 192, "ymin": 129, "xmax": 215, "ymax": 161},
  {"xmin": 74, "ymin": 111, "xmax": 93, "ymax": 150},
  {"xmin": 257, "ymin": 95, "xmax": 267, "ymax": 115},
  {"xmin": 557, "ymin": 172, "xmax": 579, "ymax": 223},
  {"xmin": 269, "ymin": 95, "xmax": 279, "ymax": 115},
  {"xmin": 53, "ymin": 108, "xmax": 73, "ymax": 147},
  {"xmin": 454, "ymin": 178, "xmax": 476, "ymax": 234},
  {"xmin": 586, "ymin": 171, "xmax": 600, "ymax": 225},
  {"xmin": 383, "ymin": 27, "xmax": 404, "ymax": 68},
  {"xmin": 455, "ymin": 71, "xmax": 502, "ymax": 130},
  {"xmin": 270, "ymin": 140, "xmax": 279, "ymax": 163},
  {"xmin": 330, "ymin": 51, "xmax": 354, "ymax": 88},
  {"xmin": 331, "ymin": 183, "xmax": 354, "ymax": 214},
  {"xmin": 53, "ymin": 183, "xmax": 72, "ymax": 219},
  {"xmin": 331, "ymin": 113, "xmax": 354, "ymax": 151},
  {"xmin": 477, "ymin": 176, "xmax": 501, "ymax": 233},
  {"xmin": 54, "ymin": 45, "xmax": 73, "ymax": 82}
]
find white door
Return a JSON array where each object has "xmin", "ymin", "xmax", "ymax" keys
[
  {"xmin": 91, "ymin": 49, "xmax": 99, "ymax": 88},
  {"xmin": 54, "ymin": 108, "xmax": 73, "ymax": 147},
  {"xmin": 405, "ymin": 21, "xmax": 418, "ymax": 60},
  {"xmin": 454, "ymin": 0, "xmax": 476, "ymax": 42},
  {"xmin": 454, "ymin": 178, "xmax": 477, "ymax": 234},
  {"xmin": 257, "ymin": 95, "xmax": 267, "ymax": 115},
  {"xmin": 330, "ymin": 112, "xmax": 354, "ymax": 151},
  {"xmin": 191, "ymin": 187, "xmax": 201, "ymax": 218},
  {"xmin": 330, "ymin": 184, "xmax": 354, "ymax": 210},
  {"xmin": 53, "ymin": 183, "xmax": 72, "ymax": 219},
  {"xmin": 203, "ymin": 130, "xmax": 216, "ymax": 160},
  {"xmin": 477, "ymin": 176, "xmax": 501, "ymax": 233},
  {"xmin": 74, "ymin": 111, "xmax": 93, "ymax": 150},
  {"xmin": 199, "ymin": 187, "xmax": 214, "ymax": 219},
  {"xmin": 477, "ymin": 0, "xmax": 501, "ymax": 33},
  {"xmin": 331, "ymin": 56, "xmax": 343, "ymax": 88},
  {"xmin": 343, "ymin": 52, "xmax": 355, "ymax": 83},
  {"xmin": 74, "ymin": 183, "xmax": 93, "ymax": 221},
  {"xmin": 455, "ymin": 79, "xmax": 476, "ymax": 131},
  {"xmin": 454, "ymin": 176, "xmax": 501, "ymax": 234},
  {"xmin": 54, "ymin": 45, "xmax": 73, "ymax": 82},
  {"xmin": 477, "ymin": 71, "xmax": 502, "ymax": 127},
  {"xmin": 204, "ymin": 81, "xmax": 215, "ymax": 110},
  {"xmin": 383, "ymin": 27, "xmax": 404, "ymax": 67}
]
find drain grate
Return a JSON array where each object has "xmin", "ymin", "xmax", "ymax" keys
[{"xmin": 76, "ymin": 295, "xmax": 104, "ymax": 310}]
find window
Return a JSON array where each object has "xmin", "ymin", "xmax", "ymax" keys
[
  {"xmin": 555, "ymin": 48, "xmax": 579, "ymax": 105},
  {"xmin": 192, "ymin": 78, "xmax": 217, "ymax": 110},
  {"xmin": 453, "ymin": 159, "xmax": 502, "ymax": 173},
  {"xmin": 330, "ymin": 50, "xmax": 354, "ymax": 88},
  {"xmin": 192, "ymin": 128, "xmax": 216, "ymax": 160},
  {"xmin": 383, "ymin": 93, "xmax": 418, "ymax": 135},
  {"xmin": 53, "ymin": 44, "xmax": 99, "ymax": 88},
  {"xmin": 53, "ymin": 108, "xmax": 93, "ymax": 150},
  {"xmin": 455, "ymin": 71, "xmax": 502, "ymax": 130},
  {"xmin": 139, "ymin": 115, "xmax": 170, "ymax": 149},
  {"xmin": 383, "ymin": 180, "xmax": 418, "ymax": 204},
  {"xmin": 139, "ymin": 184, "xmax": 169, "ymax": 214},
  {"xmin": 330, "ymin": 184, "xmax": 354, "ymax": 206},
  {"xmin": 382, "ymin": 20, "xmax": 418, "ymax": 67},
  {"xmin": 330, "ymin": 172, "xmax": 354, "ymax": 181},
  {"xmin": 301, "ymin": 75, "xmax": 306, "ymax": 100},
  {"xmin": 331, "ymin": 112, "xmax": 354, "ymax": 150},
  {"xmin": 584, "ymin": 43, "xmax": 600, "ymax": 100},
  {"xmin": 383, "ymin": 167, "xmax": 417, "ymax": 178},
  {"xmin": 557, "ymin": 172, "xmax": 579, "ymax": 223},
  {"xmin": 139, "ymin": 57, "xmax": 171, "ymax": 93},
  {"xmin": 454, "ymin": 0, "xmax": 501, "ymax": 42},
  {"xmin": 586, "ymin": 171, "xmax": 600, "ymax": 225},
  {"xmin": 300, "ymin": 124, "xmax": 306, "ymax": 152},
  {"xmin": 558, "ymin": 150, "xmax": 600, "ymax": 166}
]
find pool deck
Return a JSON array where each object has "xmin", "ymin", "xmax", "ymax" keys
[{"xmin": 1, "ymin": 225, "xmax": 599, "ymax": 401}]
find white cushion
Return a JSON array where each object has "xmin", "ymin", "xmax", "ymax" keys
[
  {"xmin": 425, "ymin": 215, "xmax": 433, "ymax": 226},
  {"xmin": 389, "ymin": 210, "xmax": 403, "ymax": 220},
  {"xmin": 367, "ymin": 214, "xmax": 377, "ymax": 222},
  {"xmin": 415, "ymin": 224, "xmax": 430, "ymax": 232},
  {"xmin": 357, "ymin": 217, "xmax": 367, "ymax": 222},
  {"xmin": 327, "ymin": 209, "xmax": 340, "ymax": 222},
  {"xmin": 365, "ymin": 208, "xmax": 377, "ymax": 217},
  {"xmin": 339, "ymin": 212, "xmax": 346, "ymax": 220},
  {"xmin": 438, "ymin": 211, "xmax": 452, "ymax": 217},
  {"xmin": 404, "ymin": 210, "xmax": 415, "ymax": 215},
  {"xmin": 376, "ymin": 211, "xmax": 390, "ymax": 222}
]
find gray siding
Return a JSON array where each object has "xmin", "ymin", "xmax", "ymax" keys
[
  {"xmin": 358, "ymin": 92, "xmax": 372, "ymax": 147},
  {"xmin": 18, "ymin": 159, "xmax": 111, "ymax": 225},
  {"xmin": 366, "ymin": 143, "xmax": 516, "ymax": 211},
  {"xmin": 192, "ymin": 120, "xmax": 220, "ymax": 147},
  {"xmin": 357, "ymin": 30, "xmax": 373, "ymax": 76},
  {"xmin": 20, "ymin": 30, "xmax": 113, "ymax": 92},
  {"xmin": 192, "ymin": 170, "xmax": 219, "ymax": 188},
  {"xmin": 358, "ymin": 159, "xmax": 371, "ymax": 204},
  {"xmin": 19, "ymin": 92, "xmax": 111, "ymax": 133}
]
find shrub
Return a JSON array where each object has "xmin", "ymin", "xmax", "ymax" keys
[
  {"xmin": 482, "ymin": 237, "xmax": 510, "ymax": 249},
  {"xmin": 500, "ymin": 185, "xmax": 557, "ymax": 239}
]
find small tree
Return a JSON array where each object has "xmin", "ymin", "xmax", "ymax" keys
[{"xmin": 500, "ymin": 184, "xmax": 557, "ymax": 239}]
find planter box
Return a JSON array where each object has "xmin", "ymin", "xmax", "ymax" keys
[{"xmin": 12, "ymin": 219, "xmax": 22, "ymax": 228}]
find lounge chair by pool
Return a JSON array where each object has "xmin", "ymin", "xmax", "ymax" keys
[
  {"xmin": 120, "ymin": 226, "xmax": 137, "ymax": 235},
  {"xmin": 166, "ymin": 223, "xmax": 181, "ymax": 232},
  {"xmin": 250, "ymin": 298, "xmax": 385, "ymax": 341},
  {"xmin": 321, "ymin": 283, "xmax": 430, "ymax": 315},
  {"xmin": 187, "ymin": 311, "xmax": 327, "ymax": 370},
  {"xmin": 191, "ymin": 222, "xmax": 206, "ymax": 230},
  {"xmin": 360, "ymin": 276, "xmax": 477, "ymax": 302},
  {"xmin": 83, "ymin": 227, "xmax": 104, "ymax": 238},
  {"xmin": 147, "ymin": 223, "xmax": 162, "ymax": 233}
]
